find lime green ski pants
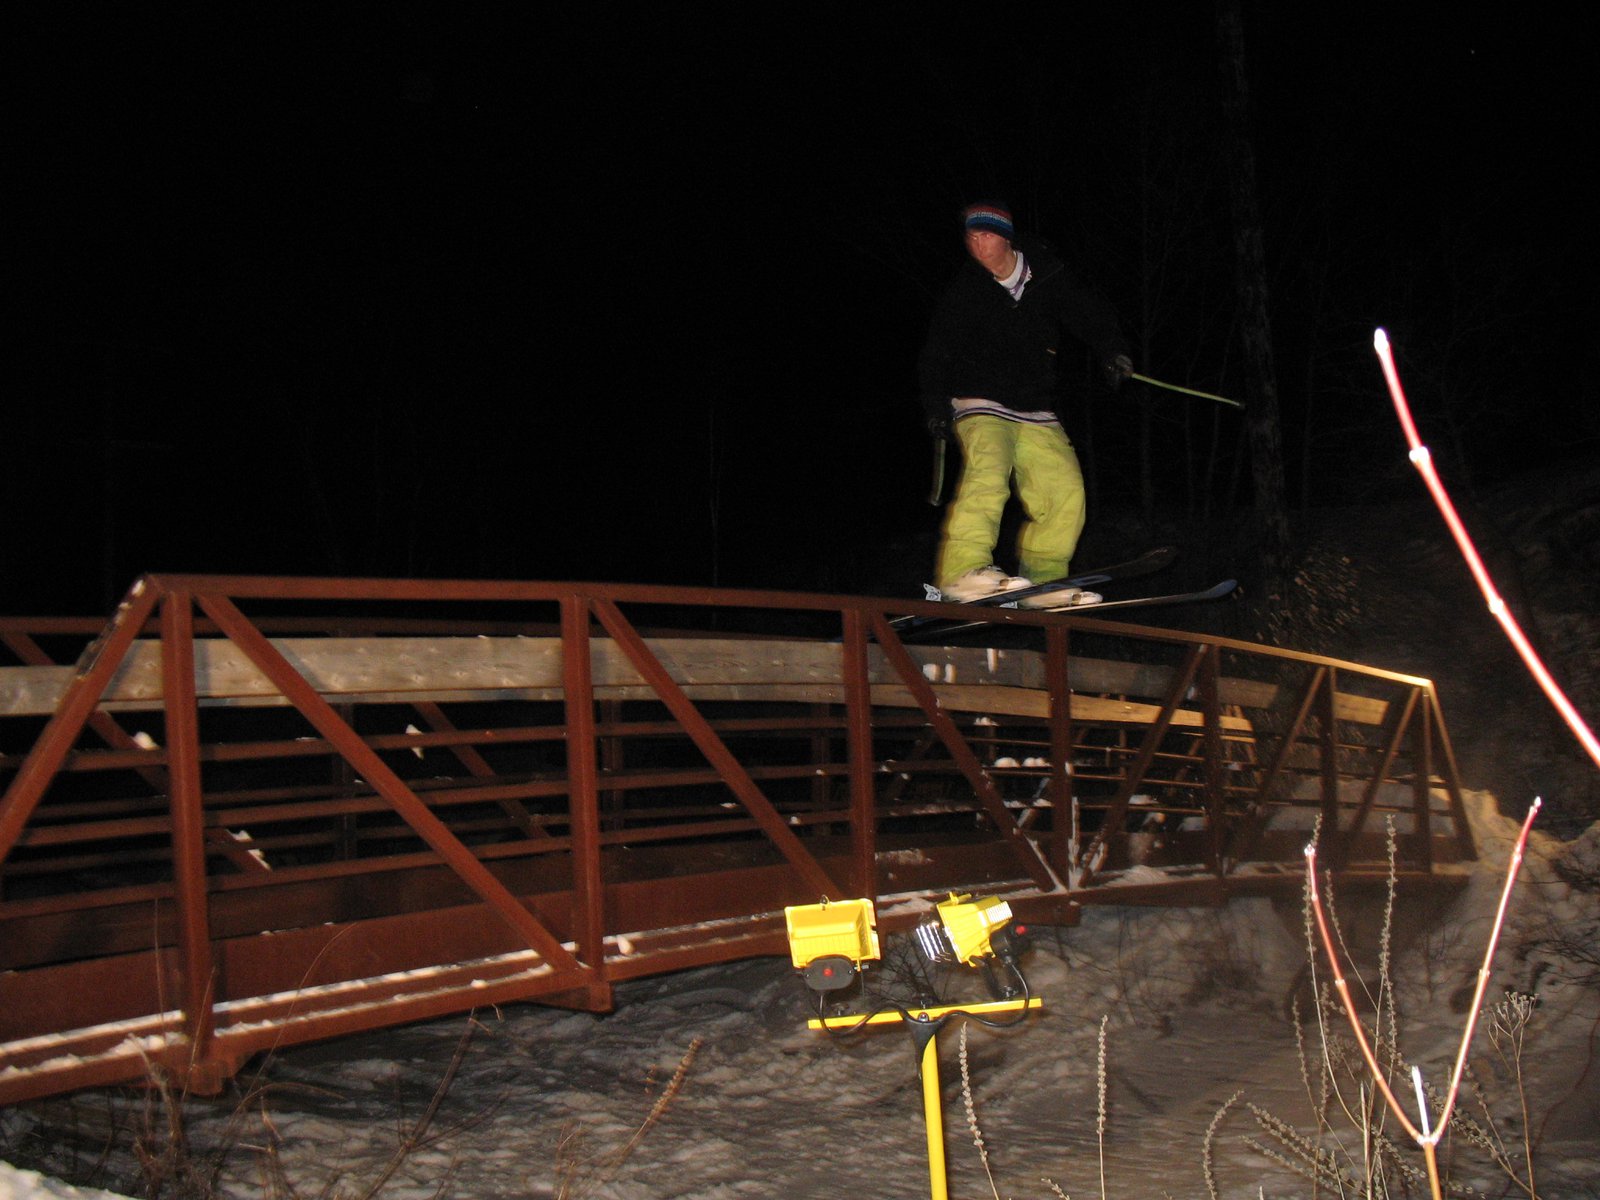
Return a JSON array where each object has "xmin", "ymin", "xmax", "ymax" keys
[{"xmin": 936, "ymin": 415, "xmax": 1087, "ymax": 589}]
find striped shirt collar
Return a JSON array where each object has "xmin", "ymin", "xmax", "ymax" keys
[{"xmin": 994, "ymin": 251, "xmax": 1029, "ymax": 300}]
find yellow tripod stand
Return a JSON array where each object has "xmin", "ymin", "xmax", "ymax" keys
[
  {"xmin": 809, "ymin": 996, "xmax": 1042, "ymax": 1200},
  {"xmin": 786, "ymin": 894, "xmax": 1041, "ymax": 1199}
]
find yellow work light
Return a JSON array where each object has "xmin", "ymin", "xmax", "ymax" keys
[
  {"xmin": 783, "ymin": 897, "xmax": 881, "ymax": 993},
  {"xmin": 914, "ymin": 893, "xmax": 1013, "ymax": 966},
  {"xmin": 789, "ymin": 890, "xmax": 1041, "ymax": 1200}
]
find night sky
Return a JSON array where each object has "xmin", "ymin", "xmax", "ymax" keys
[{"xmin": 10, "ymin": 4, "xmax": 1596, "ymax": 614}]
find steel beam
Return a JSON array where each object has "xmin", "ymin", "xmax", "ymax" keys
[
  {"xmin": 1079, "ymin": 644, "xmax": 1206, "ymax": 887},
  {"xmin": 591, "ymin": 597, "xmax": 842, "ymax": 900},
  {"xmin": 1, "ymin": 579, "xmax": 161, "ymax": 861},
  {"xmin": 561, "ymin": 595, "xmax": 611, "ymax": 1010},
  {"xmin": 195, "ymin": 591, "xmax": 582, "ymax": 972},
  {"xmin": 870, "ymin": 613, "xmax": 1056, "ymax": 891},
  {"xmin": 160, "ymin": 591, "xmax": 219, "ymax": 1083}
]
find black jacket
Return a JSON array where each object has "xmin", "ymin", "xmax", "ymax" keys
[{"xmin": 919, "ymin": 235, "xmax": 1128, "ymax": 423}]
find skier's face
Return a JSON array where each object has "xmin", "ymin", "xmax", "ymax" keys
[{"xmin": 965, "ymin": 229, "xmax": 1014, "ymax": 277}]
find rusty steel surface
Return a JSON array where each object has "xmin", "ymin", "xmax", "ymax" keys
[{"xmin": 1, "ymin": 574, "xmax": 1472, "ymax": 1105}]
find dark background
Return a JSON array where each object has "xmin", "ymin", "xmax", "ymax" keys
[{"xmin": 9, "ymin": 3, "xmax": 1596, "ymax": 614}]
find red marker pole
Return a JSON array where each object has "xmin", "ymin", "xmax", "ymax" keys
[{"xmin": 1373, "ymin": 329, "xmax": 1600, "ymax": 770}]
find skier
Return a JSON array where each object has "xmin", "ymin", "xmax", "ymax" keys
[{"xmin": 920, "ymin": 201, "xmax": 1133, "ymax": 606}]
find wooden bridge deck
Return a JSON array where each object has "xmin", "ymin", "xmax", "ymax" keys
[{"xmin": 0, "ymin": 575, "xmax": 1472, "ymax": 1104}]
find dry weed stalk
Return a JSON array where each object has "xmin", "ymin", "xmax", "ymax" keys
[
  {"xmin": 1305, "ymin": 797, "xmax": 1542, "ymax": 1200},
  {"xmin": 1242, "ymin": 1102, "xmax": 1351, "ymax": 1191},
  {"xmin": 557, "ymin": 1035, "xmax": 703, "ymax": 1198},
  {"xmin": 352, "ymin": 1017, "xmax": 482, "ymax": 1200},
  {"xmin": 1287, "ymin": 991, "xmax": 1341, "ymax": 1189},
  {"xmin": 1315, "ymin": 819, "xmax": 1404, "ymax": 1191},
  {"xmin": 1411, "ymin": 994, "xmax": 1544, "ymax": 1199},
  {"xmin": 1217, "ymin": 813, "xmax": 1547, "ymax": 1198},
  {"xmin": 1094, "ymin": 1015, "xmax": 1107, "ymax": 1200},
  {"xmin": 956, "ymin": 1012, "xmax": 1107, "ymax": 1200},
  {"xmin": 116, "ymin": 1007, "xmax": 492, "ymax": 1200},
  {"xmin": 608, "ymin": 1035, "xmax": 701, "ymax": 1172},
  {"xmin": 551, "ymin": 1123, "xmax": 588, "ymax": 1200},
  {"xmin": 958, "ymin": 1023, "xmax": 1002, "ymax": 1200},
  {"xmin": 1298, "ymin": 824, "xmax": 1391, "ymax": 1179},
  {"xmin": 128, "ymin": 1063, "xmax": 212, "ymax": 1200},
  {"xmin": 1486, "ymin": 991, "xmax": 1539, "ymax": 1197},
  {"xmin": 1201, "ymin": 1090, "xmax": 1241, "ymax": 1200}
]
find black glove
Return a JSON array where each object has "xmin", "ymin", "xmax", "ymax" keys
[
  {"xmin": 923, "ymin": 400, "xmax": 952, "ymax": 441},
  {"xmin": 1103, "ymin": 354, "xmax": 1133, "ymax": 390}
]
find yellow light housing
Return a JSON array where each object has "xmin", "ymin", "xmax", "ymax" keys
[
  {"xmin": 784, "ymin": 897, "xmax": 881, "ymax": 970},
  {"xmin": 920, "ymin": 893, "xmax": 1012, "ymax": 965}
]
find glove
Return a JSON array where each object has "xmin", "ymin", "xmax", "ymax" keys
[
  {"xmin": 1104, "ymin": 354, "xmax": 1133, "ymax": 389},
  {"xmin": 923, "ymin": 400, "xmax": 952, "ymax": 441}
]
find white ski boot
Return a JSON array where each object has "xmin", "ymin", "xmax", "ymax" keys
[
  {"xmin": 1019, "ymin": 586, "xmax": 1103, "ymax": 609},
  {"xmin": 939, "ymin": 565, "xmax": 1034, "ymax": 602}
]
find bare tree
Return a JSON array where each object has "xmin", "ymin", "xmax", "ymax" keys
[{"xmin": 1215, "ymin": 0, "xmax": 1292, "ymax": 603}]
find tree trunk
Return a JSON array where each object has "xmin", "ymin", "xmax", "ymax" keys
[{"xmin": 1215, "ymin": 0, "xmax": 1293, "ymax": 605}]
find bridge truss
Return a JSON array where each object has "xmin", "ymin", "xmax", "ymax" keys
[{"xmin": 0, "ymin": 575, "xmax": 1471, "ymax": 1104}]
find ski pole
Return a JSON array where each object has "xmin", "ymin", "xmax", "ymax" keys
[
  {"xmin": 927, "ymin": 436, "xmax": 948, "ymax": 506},
  {"xmin": 1130, "ymin": 372, "xmax": 1245, "ymax": 410}
]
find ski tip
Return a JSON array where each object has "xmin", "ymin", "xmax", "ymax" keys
[
  {"xmin": 1120, "ymin": 544, "xmax": 1177, "ymax": 565},
  {"xmin": 1135, "ymin": 544, "xmax": 1179, "ymax": 568}
]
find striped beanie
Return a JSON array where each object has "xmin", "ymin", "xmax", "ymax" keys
[{"xmin": 961, "ymin": 202, "xmax": 1014, "ymax": 241}]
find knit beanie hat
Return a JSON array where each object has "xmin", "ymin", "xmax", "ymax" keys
[{"xmin": 961, "ymin": 202, "xmax": 1014, "ymax": 241}]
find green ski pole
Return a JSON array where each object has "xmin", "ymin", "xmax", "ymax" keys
[{"xmin": 1130, "ymin": 372, "xmax": 1245, "ymax": 410}]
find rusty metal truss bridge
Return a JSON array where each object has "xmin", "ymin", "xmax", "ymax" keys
[{"xmin": 0, "ymin": 574, "xmax": 1473, "ymax": 1105}]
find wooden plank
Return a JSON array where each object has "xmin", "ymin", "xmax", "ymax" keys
[
  {"xmin": 0, "ymin": 636, "xmax": 1380, "ymax": 723},
  {"xmin": 3, "ymin": 638, "xmax": 991, "ymax": 713},
  {"xmin": 867, "ymin": 684, "xmax": 1254, "ymax": 730}
]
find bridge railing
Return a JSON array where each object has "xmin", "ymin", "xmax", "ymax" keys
[{"xmin": 0, "ymin": 574, "xmax": 1470, "ymax": 1102}]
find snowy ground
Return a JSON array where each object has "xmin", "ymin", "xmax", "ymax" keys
[{"xmin": 3, "ymin": 792, "xmax": 1598, "ymax": 1200}]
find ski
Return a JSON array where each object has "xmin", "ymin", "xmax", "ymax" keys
[
  {"xmin": 901, "ymin": 579, "xmax": 1237, "ymax": 640},
  {"xmin": 890, "ymin": 545, "xmax": 1177, "ymax": 633}
]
